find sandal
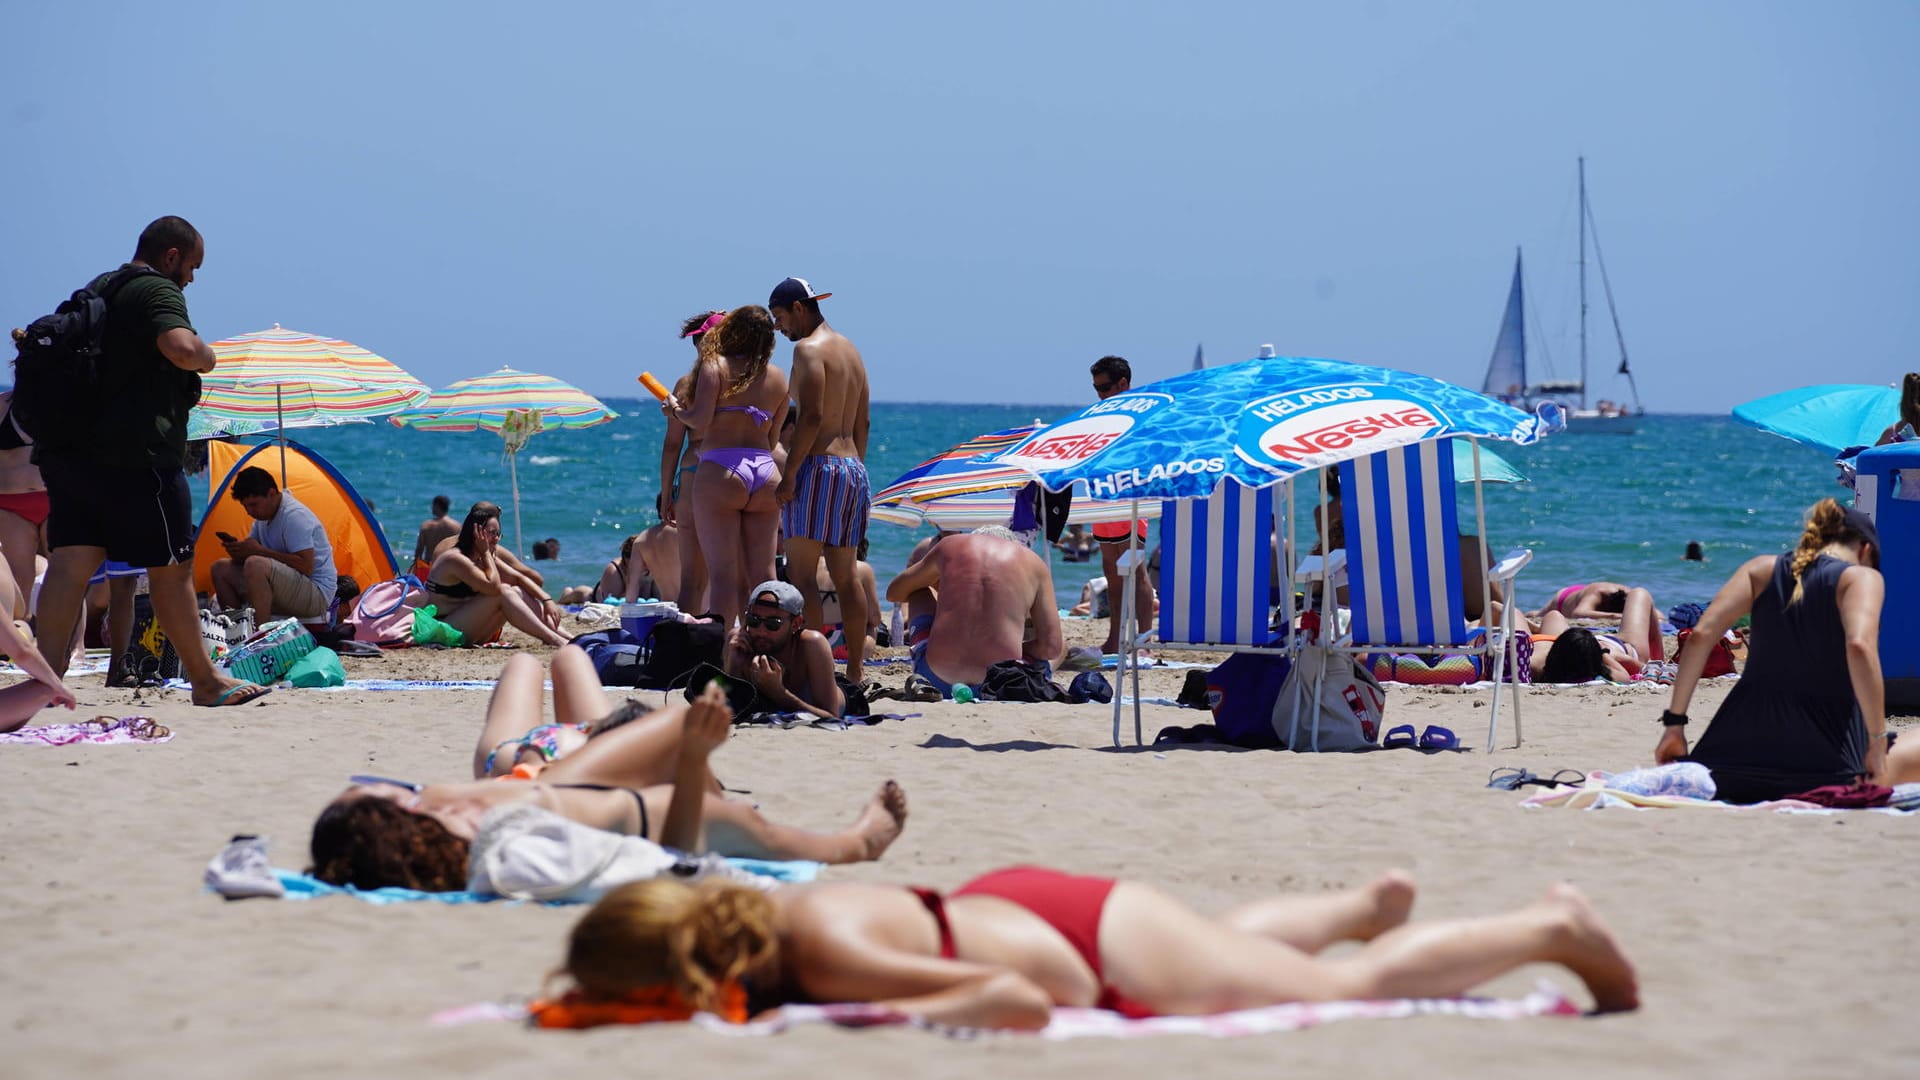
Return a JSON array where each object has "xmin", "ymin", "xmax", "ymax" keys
[
  {"xmin": 899, "ymin": 675, "xmax": 943, "ymax": 703},
  {"xmin": 1418, "ymin": 725, "xmax": 1459, "ymax": 751},
  {"xmin": 1382, "ymin": 724, "xmax": 1418, "ymax": 750},
  {"xmin": 201, "ymin": 682, "xmax": 273, "ymax": 708}
]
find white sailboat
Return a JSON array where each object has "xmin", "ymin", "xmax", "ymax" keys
[{"xmin": 1481, "ymin": 158, "xmax": 1644, "ymax": 434}]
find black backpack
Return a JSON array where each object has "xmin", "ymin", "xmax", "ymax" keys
[
  {"xmin": 639, "ymin": 619, "xmax": 727, "ymax": 689},
  {"xmin": 10, "ymin": 266, "xmax": 161, "ymax": 450}
]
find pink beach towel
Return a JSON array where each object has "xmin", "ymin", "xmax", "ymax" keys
[{"xmin": 0, "ymin": 716, "xmax": 174, "ymax": 746}]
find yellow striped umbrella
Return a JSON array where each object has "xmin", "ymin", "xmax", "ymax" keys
[
  {"xmin": 189, "ymin": 324, "xmax": 431, "ymax": 482},
  {"xmin": 388, "ymin": 367, "xmax": 618, "ymax": 550}
]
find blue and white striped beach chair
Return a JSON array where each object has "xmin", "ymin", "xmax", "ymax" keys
[
  {"xmin": 1108, "ymin": 481, "xmax": 1281, "ymax": 746},
  {"xmin": 1330, "ymin": 439, "xmax": 1531, "ymax": 749}
]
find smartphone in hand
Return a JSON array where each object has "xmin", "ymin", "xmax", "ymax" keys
[{"xmin": 216, "ymin": 531, "xmax": 239, "ymax": 544}]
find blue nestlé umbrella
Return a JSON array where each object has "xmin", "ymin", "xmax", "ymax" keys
[
  {"xmin": 990, "ymin": 355, "xmax": 1557, "ymax": 501},
  {"xmin": 1732, "ymin": 383, "xmax": 1900, "ymax": 458}
]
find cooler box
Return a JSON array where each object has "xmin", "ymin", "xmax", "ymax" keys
[
  {"xmin": 620, "ymin": 602, "xmax": 679, "ymax": 651},
  {"xmin": 1854, "ymin": 443, "xmax": 1920, "ymax": 708}
]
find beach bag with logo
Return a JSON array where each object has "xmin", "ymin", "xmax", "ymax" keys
[
  {"xmin": 224, "ymin": 619, "xmax": 317, "ymax": 685},
  {"xmin": 1273, "ymin": 645, "xmax": 1385, "ymax": 752},
  {"xmin": 125, "ymin": 594, "xmax": 181, "ymax": 681},
  {"xmin": 350, "ymin": 575, "xmax": 424, "ymax": 646},
  {"xmin": 9, "ymin": 266, "xmax": 162, "ymax": 451}
]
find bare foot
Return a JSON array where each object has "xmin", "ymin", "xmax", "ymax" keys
[
  {"xmin": 1543, "ymin": 883, "xmax": 1640, "ymax": 1013},
  {"xmin": 1356, "ymin": 870, "xmax": 1417, "ymax": 940},
  {"xmin": 851, "ymin": 780, "xmax": 909, "ymax": 861}
]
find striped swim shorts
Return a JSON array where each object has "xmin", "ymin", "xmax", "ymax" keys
[{"xmin": 781, "ymin": 454, "xmax": 870, "ymax": 549}]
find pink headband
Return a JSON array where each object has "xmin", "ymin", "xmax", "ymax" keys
[{"xmin": 681, "ymin": 311, "xmax": 727, "ymax": 339}]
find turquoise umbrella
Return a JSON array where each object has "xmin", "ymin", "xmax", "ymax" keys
[{"xmin": 1732, "ymin": 383, "xmax": 1900, "ymax": 457}]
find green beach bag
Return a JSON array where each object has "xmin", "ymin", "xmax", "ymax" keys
[{"xmin": 284, "ymin": 646, "xmax": 347, "ymax": 688}]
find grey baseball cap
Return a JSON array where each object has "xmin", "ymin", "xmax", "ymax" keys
[{"xmin": 749, "ymin": 579, "xmax": 804, "ymax": 615}]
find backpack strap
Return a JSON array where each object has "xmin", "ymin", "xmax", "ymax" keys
[{"xmin": 95, "ymin": 265, "xmax": 164, "ymax": 301}]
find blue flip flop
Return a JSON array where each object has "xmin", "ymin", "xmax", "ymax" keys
[
  {"xmin": 1418, "ymin": 725, "xmax": 1459, "ymax": 751},
  {"xmin": 1382, "ymin": 723, "xmax": 1418, "ymax": 750}
]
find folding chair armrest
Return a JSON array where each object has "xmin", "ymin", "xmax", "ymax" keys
[
  {"xmin": 1489, "ymin": 547, "xmax": 1532, "ymax": 585},
  {"xmin": 1294, "ymin": 549, "xmax": 1347, "ymax": 584}
]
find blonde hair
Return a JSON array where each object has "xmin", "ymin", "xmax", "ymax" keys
[
  {"xmin": 1788, "ymin": 498, "xmax": 1869, "ymax": 604},
  {"xmin": 558, "ymin": 879, "xmax": 778, "ymax": 1011},
  {"xmin": 695, "ymin": 306, "xmax": 776, "ymax": 401}
]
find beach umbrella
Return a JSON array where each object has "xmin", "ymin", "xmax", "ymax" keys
[
  {"xmin": 871, "ymin": 423, "xmax": 1162, "ymax": 529},
  {"xmin": 388, "ymin": 366, "xmax": 618, "ymax": 553},
  {"xmin": 990, "ymin": 355, "xmax": 1557, "ymax": 501},
  {"xmin": 1732, "ymin": 383, "xmax": 1900, "ymax": 458},
  {"xmin": 189, "ymin": 324, "xmax": 432, "ymax": 483}
]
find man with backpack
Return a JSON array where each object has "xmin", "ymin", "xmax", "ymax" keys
[{"xmin": 21, "ymin": 216, "xmax": 269, "ymax": 706}]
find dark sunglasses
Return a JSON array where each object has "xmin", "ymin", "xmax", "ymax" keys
[
  {"xmin": 742, "ymin": 613, "xmax": 788, "ymax": 631},
  {"xmin": 1091, "ymin": 379, "xmax": 1116, "ymax": 394}
]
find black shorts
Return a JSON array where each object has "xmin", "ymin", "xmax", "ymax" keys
[{"xmin": 42, "ymin": 455, "xmax": 197, "ymax": 567}]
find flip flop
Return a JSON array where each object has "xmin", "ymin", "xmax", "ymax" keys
[
  {"xmin": 1487, "ymin": 767, "xmax": 1539, "ymax": 791},
  {"xmin": 203, "ymin": 682, "xmax": 272, "ymax": 708},
  {"xmin": 1418, "ymin": 725, "xmax": 1459, "ymax": 751},
  {"xmin": 1382, "ymin": 724, "xmax": 1418, "ymax": 750}
]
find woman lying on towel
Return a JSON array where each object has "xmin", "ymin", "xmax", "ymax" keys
[
  {"xmin": 307, "ymin": 654, "xmax": 907, "ymax": 892},
  {"xmin": 1528, "ymin": 586, "xmax": 1662, "ymax": 684},
  {"xmin": 547, "ymin": 868, "xmax": 1638, "ymax": 1029},
  {"xmin": 419, "ymin": 502, "xmax": 572, "ymax": 648},
  {"xmin": 1655, "ymin": 498, "xmax": 1920, "ymax": 802}
]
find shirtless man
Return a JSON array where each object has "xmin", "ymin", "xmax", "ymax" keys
[
  {"xmin": 624, "ymin": 519, "xmax": 681, "ymax": 605},
  {"xmin": 722, "ymin": 580, "xmax": 844, "ymax": 720},
  {"xmin": 769, "ymin": 277, "xmax": 872, "ymax": 685},
  {"xmin": 411, "ymin": 495, "xmax": 458, "ymax": 576},
  {"xmin": 884, "ymin": 528, "xmax": 1063, "ymax": 698}
]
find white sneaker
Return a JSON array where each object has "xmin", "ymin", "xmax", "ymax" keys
[{"xmin": 204, "ymin": 834, "xmax": 285, "ymax": 899}]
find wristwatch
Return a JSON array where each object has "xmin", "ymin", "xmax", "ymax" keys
[{"xmin": 1658, "ymin": 710, "xmax": 1688, "ymax": 727}]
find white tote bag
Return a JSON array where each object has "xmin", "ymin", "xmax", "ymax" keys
[{"xmin": 1272, "ymin": 645, "xmax": 1386, "ymax": 752}]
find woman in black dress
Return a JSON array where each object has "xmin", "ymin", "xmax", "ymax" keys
[{"xmin": 1655, "ymin": 498, "xmax": 1919, "ymax": 801}]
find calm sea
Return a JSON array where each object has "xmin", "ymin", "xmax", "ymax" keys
[{"xmin": 241, "ymin": 403, "xmax": 1840, "ymax": 615}]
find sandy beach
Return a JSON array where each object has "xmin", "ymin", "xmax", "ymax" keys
[{"xmin": 4, "ymin": 616, "xmax": 1917, "ymax": 1080}]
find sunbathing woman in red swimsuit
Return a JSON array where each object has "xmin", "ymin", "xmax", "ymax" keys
[{"xmin": 554, "ymin": 864, "xmax": 1639, "ymax": 1028}]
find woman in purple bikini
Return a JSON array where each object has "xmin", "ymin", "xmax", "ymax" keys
[{"xmin": 664, "ymin": 306, "xmax": 790, "ymax": 629}]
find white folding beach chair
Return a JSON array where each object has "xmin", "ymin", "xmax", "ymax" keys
[
  {"xmin": 1324, "ymin": 438, "xmax": 1532, "ymax": 750},
  {"xmin": 1111, "ymin": 480, "xmax": 1283, "ymax": 746}
]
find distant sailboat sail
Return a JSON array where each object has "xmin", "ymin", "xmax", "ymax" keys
[
  {"xmin": 1192, "ymin": 343, "xmax": 1205, "ymax": 371},
  {"xmin": 1482, "ymin": 249, "xmax": 1526, "ymax": 403}
]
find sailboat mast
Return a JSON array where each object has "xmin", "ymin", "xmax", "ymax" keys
[{"xmin": 1577, "ymin": 156, "xmax": 1588, "ymax": 411}]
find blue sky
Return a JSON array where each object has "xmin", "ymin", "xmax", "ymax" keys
[{"xmin": 4, "ymin": 1, "xmax": 1914, "ymax": 411}]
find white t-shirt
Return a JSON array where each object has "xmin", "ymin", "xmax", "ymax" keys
[{"xmin": 250, "ymin": 492, "xmax": 337, "ymax": 598}]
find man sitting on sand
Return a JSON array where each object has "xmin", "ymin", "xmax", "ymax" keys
[
  {"xmin": 210, "ymin": 466, "xmax": 336, "ymax": 625},
  {"xmin": 884, "ymin": 526, "xmax": 1063, "ymax": 699},
  {"xmin": 723, "ymin": 580, "xmax": 844, "ymax": 720}
]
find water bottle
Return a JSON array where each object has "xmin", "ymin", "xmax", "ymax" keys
[
  {"xmin": 951, "ymin": 684, "xmax": 975, "ymax": 704},
  {"xmin": 889, "ymin": 603, "xmax": 905, "ymax": 648}
]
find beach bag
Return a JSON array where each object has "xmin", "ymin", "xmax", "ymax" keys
[
  {"xmin": 9, "ymin": 266, "xmax": 162, "ymax": 450},
  {"xmin": 640, "ymin": 620, "xmax": 726, "ymax": 689},
  {"xmin": 1273, "ymin": 645, "xmax": 1385, "ymax": 752},
  {"xmin": 589, "ymin": 643, "xmax": 645, "ymax": 687},
  {"xmin": 1207, "ymin": 652, "xmax": 1295, "ymax": 747},
  {"xmin": 224, "ymin": 618, "xmax": 317, "ymax": 685},
  {"xmin": 410, "ymin": 604, "xmax": 466, "ymax": 647},
  {"xmin": 125, "ymin": 594, "xmax": 182, "ymax": 681},
  {"xmin": 1677, "ymin": 627, "xmax": 1736, "ymax": 678},
  {"xmin": 284, "ymin": 646, "xmax": 347, "ymax": 688},
  {"xmin": 350, "ymin": 575, "xmax": 424, "ymax": 646}
]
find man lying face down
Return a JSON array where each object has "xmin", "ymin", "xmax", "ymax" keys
[
  {"xmin": 723, "ymin": 580, "xmax": 845, "ymax": 720},
  {"xmin": 885, "ymin": 527, "xmax": 1064, "ymax": 699}
]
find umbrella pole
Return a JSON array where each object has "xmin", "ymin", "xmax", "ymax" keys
[
  {"xmin": 509, "ymin": 449, "xmax": 524, "ymax": 556},
  {"xmin": 276, "ymin": 383, "xmax": 288, "ymax": 487}
]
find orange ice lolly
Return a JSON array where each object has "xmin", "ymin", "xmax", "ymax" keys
[{"xmin": 638, "ymin": 372, "xmax": 671, "ymax": 400}]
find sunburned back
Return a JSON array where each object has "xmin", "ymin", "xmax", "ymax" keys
[
  {"xmin": 795, "ymin": 328, "xmax": 868, "ymax": 459},
  {"xmin": 924, "ymin": 536, "xmax": 1041, "ymax": 682}
]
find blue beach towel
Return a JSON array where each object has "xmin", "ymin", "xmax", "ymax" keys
[{"xmin": 255, "ymin": 859, "xmax": 822, "ymax": 905}]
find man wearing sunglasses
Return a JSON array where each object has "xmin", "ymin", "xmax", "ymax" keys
[
  {"xmin": 1087, "ymin": 355, "xmax": 1156, "ymax": 658},
  {"xmin": 723, "ymin": 579, "xmax": 845, "ymax": 720}
]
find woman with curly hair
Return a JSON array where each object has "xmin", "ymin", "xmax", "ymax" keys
[
  {"xmin": 1655, "ymin": 498, "xmax": 1920, "ymax": 800},
  {"xmin": 541, "ymin": 868, "xmax": 1636, "ymax": 1028},
  {"xmin": 662, "ymin": 306, "xmax": 790, "ymax": 628},
  {"xmin": 307, "ymin": 651, "xmax": 907, "ymax": 892}
]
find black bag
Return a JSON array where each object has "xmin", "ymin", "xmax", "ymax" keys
[
  {"xmin": 680, "ymin": 662, "xmax": 760, "ymax": 717},
  {"xmin": 638, "ymin": 620, "xmax": 726, "ymax": 689},
  {"xmin": 977, "ymin": 659, "xmax": 1067, "ymax": 703},
  {"xmin": 836, "ymin": 673, "xmax": 870, "ymax": 718},
  {"xmin": 10, "ymin": 266, "xmax": 161, "ymax": 450}
]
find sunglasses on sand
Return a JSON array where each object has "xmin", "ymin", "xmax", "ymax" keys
[{"xmin": 742, "ymin": 613, "xmax": 788, "ymax": 631}]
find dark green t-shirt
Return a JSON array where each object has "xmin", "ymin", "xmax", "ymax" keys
[{"xmin": 83, "ymin": 264, "xmax": 202, "ymax": 469}]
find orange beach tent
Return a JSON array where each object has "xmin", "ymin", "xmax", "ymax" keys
[{"xmin": 193, "ymin": 440, "xmax": 398, "ymax": 598}]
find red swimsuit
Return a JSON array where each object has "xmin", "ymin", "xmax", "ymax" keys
[{"xmin": 916, "ymin": 866, "xmax": 1157, "ymax": 1019}]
